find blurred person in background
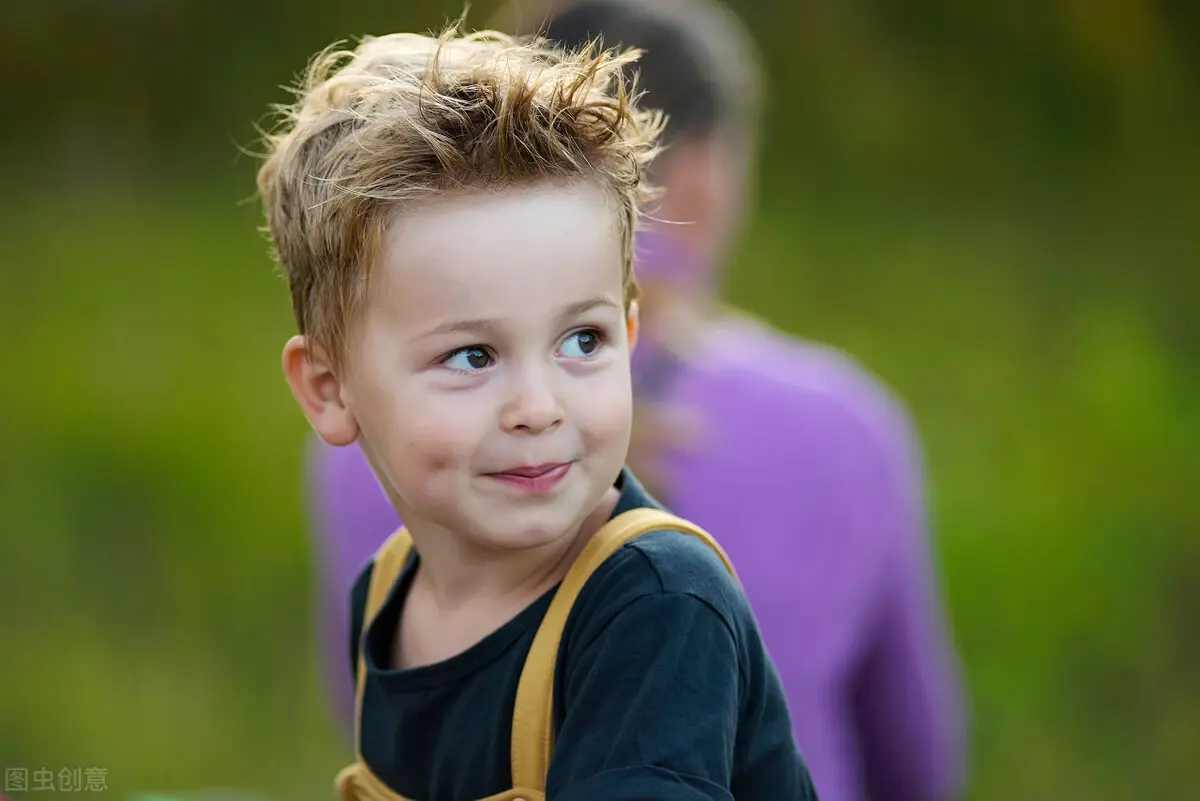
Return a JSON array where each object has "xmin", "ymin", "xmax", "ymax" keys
[{"xmin": 307, "ymin": 1, "xmax": 968, "ymax": 800}]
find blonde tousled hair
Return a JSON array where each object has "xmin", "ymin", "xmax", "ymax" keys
[{"xmin": 256, "ymin": 22, "xmax": 665, "ymax": 368}]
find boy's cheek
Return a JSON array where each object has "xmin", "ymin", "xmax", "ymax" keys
[
  {"xmin": 378, "ymin": 411, "xmax": 484, "ymax": 476},
  {"xmin": 373, "ymin": 432, "xmax": 476, "ymax": 508},
  {"xmin": 574, "ymin": 385, "xmax": 634, "ymax": 452}
]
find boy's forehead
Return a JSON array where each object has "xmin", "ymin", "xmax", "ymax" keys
[{"xmin": 373, "ymin": 183, "xmax": 624, "ymax": 324}]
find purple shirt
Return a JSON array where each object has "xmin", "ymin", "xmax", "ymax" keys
[{"xmin": 307, "ymin": 238, "xmax": 967, "ymax": 801}]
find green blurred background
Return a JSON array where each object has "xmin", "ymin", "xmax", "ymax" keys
[{"xmin": 2, "ymin": 1, "xmax": 1197, "ymax": 799}]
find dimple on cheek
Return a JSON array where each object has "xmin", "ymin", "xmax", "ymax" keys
[
  {"xmin": 386, "ymin": 443, "xmax": 468, "ymax": 510},
  {"xmin": 401, "ymin": 437, "xmax": 459, "ymax": 473},
  {"xmin": 401, "ymin": 428, "xmax": 478, "ymax": 477}
]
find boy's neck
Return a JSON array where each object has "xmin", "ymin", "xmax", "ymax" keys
[{"xmin": 402, "ymin": 485, "xmax": 622, "ymax": 612}]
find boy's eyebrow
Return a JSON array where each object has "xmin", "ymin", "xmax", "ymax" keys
[
  {"xmin": 560, "ymin": 295, "xmax": 622, "ymax": 319},
  {"xmin": 423, "ymin": 318, "xmax": 498, "ymax": 338},
  {"xmin": 422, "ymin": 296, "xmax": 622, "ymax": 338}
]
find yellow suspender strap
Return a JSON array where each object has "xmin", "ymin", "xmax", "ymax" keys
[
  {"xmin": 507, "ymin": 508, "xmax": 738, "ymax": 792},
  {"xmin": 353, "ymin": 528, "xmax": 415, "ymax": 760}
]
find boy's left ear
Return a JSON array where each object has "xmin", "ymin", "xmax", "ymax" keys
[
  {"xmin": 281, "ymin": 335, "xmax": 359, "ymax": 447},
  {"xmin": 626, "ymin": 300, "xmax": 640, "ymax": 353}
]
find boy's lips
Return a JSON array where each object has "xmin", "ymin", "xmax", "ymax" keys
[
  {"xmin": 491, "ymin": 462, "xmax": 568, "ymax": 478},
  {"xmin": 485, "ymin": 462, "xmax": 573, "ymax": 494}
]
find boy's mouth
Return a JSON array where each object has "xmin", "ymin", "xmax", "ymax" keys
[{"xmin": 484, "ymin": 462, "xmax": 573, "ymax": 494}]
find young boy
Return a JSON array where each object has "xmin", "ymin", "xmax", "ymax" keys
[{"xmin": 257, "ymin": 22, "xmax": 818, "ymax": 801}]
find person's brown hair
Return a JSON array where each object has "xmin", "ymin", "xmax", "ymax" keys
[{"xmin": 495, "ymin": 0, "xmax": 762, "ymax": 152}]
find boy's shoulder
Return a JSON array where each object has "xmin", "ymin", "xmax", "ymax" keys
[
  {"xmin": 612, "ymin": 526, "xmax": 742, "ymax": 601},
  {"xmin": 562, "ymin": 525, "xmax": 752, "ymax": 653}
]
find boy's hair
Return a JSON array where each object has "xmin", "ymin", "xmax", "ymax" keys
[
  {"xmin": 257, "ymin": 23, "xmax": 665, "ymax": 370},
  {"xmin": 496, "ymin": 0, "xmax": 762, "ymax": 152}
]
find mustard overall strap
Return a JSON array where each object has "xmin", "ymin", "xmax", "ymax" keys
[
  {"xmin": 356, "ymin": 529, "xmax": 414, "ymax": 758},
  {"xmin": 337, "ymin": 531, "xmax": 543, "ymax": 801},
  {"xmin": 507, "ymin": 508, "xmax": 738, "ymax": 792},
  {"xmin": 336, "ymin": 527, "xmax": 417, "ymax": 801}
]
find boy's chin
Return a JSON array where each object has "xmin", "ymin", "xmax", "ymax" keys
[
  {"xmin": 460, "ymin": 500, "xmax": 593, "ymax": 553},
  {"xmin": 469, "ymin": 515, "xmax": 581, "ymax": 553}
]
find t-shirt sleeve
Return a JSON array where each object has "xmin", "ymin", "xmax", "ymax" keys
[
  {"xmin": 547, "ymin": 592, "xmax": 736, "ymax": 800},
  {"xmin": 547, "ymin": 592, "xmax": 815, "ymax": 801}
]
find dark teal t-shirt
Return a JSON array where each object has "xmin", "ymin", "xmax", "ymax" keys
[{"xmin": 348, "ymin": 469, "xmax": 819, "ymax": 801}]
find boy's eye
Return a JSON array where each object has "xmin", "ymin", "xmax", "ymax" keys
[
  {"xmin": 443, "ymin": 347, "xmax": 493, "ymax": 371},
  {"xmin": 560, "ymin": 329, "xmax": 602, "ymax": 358}
]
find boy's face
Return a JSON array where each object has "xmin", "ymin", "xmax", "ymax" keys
[{"xmin": 340, "ymin": 181, "xmax": 635, "ymax": 551}]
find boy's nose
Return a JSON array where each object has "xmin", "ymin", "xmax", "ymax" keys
[{"xmin": 500, "ymin": 369, "xmax": 564, "ymax": 435}]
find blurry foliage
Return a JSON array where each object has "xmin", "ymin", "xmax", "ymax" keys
[{"xmin": 1, "ymin": 1, "xmax": 1196, "ymax": 800}]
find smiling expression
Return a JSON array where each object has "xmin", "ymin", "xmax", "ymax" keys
[{"xmin": 338, "ymin": 180, "xmax": 637, "ymax": 552}]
